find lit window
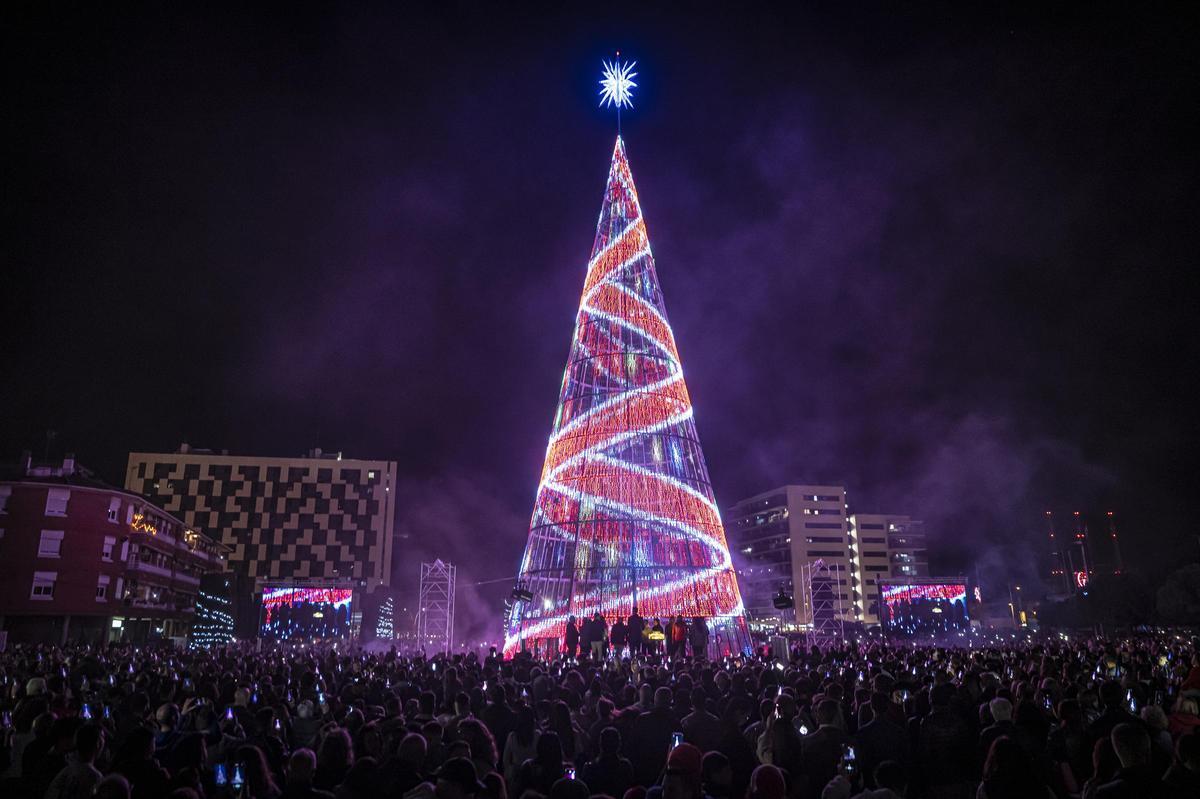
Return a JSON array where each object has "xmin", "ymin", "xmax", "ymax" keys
[
  {"xmin": 31, "ymin": 571, "xmax": 57, "ymax": 599},
  {"xmin": 38, "ymin": 530, "xmax": 65, "ymax": 558},
  {"xmin": 0, "ymin": 486, "xmax": 11, "ymax": 513},
  {"xmin": 368, "ymin": 471, "xmax": 376, "ymax": 479},
  {"xmin": 107, "ymin": 498, "xmax": 121, "ymax": 523},
  {"xmin": 45, "ymin": 488, "xmax": 70, "ymax": 516},
  {"xmin": 96, "ymin": 575, "xmax": 110, "ymax": 601},
  {"xmin": 102, "ymin": 536, "xmax": 116, "ymax": 562}
]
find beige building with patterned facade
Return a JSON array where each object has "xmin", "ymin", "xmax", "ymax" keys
[{"xmin": 124, "ymin": 446, "xmax": 396, "ymax": 590}]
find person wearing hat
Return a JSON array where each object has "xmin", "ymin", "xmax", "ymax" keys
[
  {"xmin": 645, "ymin": 743, "xmax": 705, "ymax": 799},
  {"xmin": 435, "ymin": 756, "xmax": 486, "ymax": 799}
]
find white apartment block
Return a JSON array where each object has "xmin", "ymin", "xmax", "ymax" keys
[{"xmin": 848, "ymin": 513, "xmax": 929, "ymax": 623}]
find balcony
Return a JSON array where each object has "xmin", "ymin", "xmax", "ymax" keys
[
  {"xmin": 127, "ymin": 597, "xmax": 194, "ymax": 615},
  {"xmin": 127, "ymin": 559, "xmax": 173, "ymax": 579}
]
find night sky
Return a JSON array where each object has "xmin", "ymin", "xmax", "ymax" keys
[{"xmin": 6, "ymin": 5, "xmax": 1199, "ymax": 635}]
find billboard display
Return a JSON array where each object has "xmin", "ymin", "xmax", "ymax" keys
[
  {"xmin": 878, "ymin": 580, "xmax": 969, "ymax": 634},
  {"xmin": 260, "ymin": 586, "xmax": 353, "ymax": 640}
]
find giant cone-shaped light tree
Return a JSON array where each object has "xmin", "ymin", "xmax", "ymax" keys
[{"xmin": 504, "ymin": 137, "xmax": 747, "ymax": 656}]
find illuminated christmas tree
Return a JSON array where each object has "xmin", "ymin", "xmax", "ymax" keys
[{"xmin": 504, "ymin": 124, "xmax": 747, "ymax": 656}]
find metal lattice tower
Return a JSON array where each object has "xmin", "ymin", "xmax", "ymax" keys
[
  {"xmin": 417, "ymin": 560, "xmax": 455, "ymax": 654},
  {"xmin": 799, "ymin": 559, "xmax": 845, "ymax": 650}
]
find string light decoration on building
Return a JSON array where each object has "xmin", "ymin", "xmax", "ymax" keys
[
  {"xmin": 375, "ymin": 596, "xmax": 395, "ymax": 640},
  {"xmin": 129, "ymin": 510, "xmax": 159, "ymax": 535},
  {"xmin": 191, "ymin": 582, "xmax": 235, "ymax": 648},
  {"xmin": 503, "ymin": 126, "xmax": 748, "ymax": 656}
]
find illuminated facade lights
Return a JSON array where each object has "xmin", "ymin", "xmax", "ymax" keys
[
  {"xmin": 504, "ymin": 138, "xmax": 747, "ymax": 656},
  {"xmin": 375, "ymin": 596, "xmax": 395, "ymax": 640}
]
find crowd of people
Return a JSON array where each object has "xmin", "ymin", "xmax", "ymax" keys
[
  {"xmin": 563, "ymin": 613, "xmax": 710, "ymax": 660},
  {"xmin": 0, "ymin": 631, "xmax": 1198, "ymax": 799}
]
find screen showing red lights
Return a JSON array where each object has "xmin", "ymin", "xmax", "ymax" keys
[
  {"xmin": 260, "ymin": 586, "xmax": 353, "ymax": 640},
  {"xmin": 878, "ymin": 581, "xmax": 968, "ymax": 626}
]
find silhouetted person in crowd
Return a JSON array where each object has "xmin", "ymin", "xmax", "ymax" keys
[
  {"xmin": 977, "ymin": 736, "xmax": 1053, "ymax": 799},
  {"xmin": 1087, "ymin": 682, "xmax": 1140, "ymax": 747},
  {"xmin": 627, "ymin": 608, "xmax": 645, "ymax": 656},
  {"xmin": 591, "ymin": 613, "xmax": 608, "ymax": 659},
  {"xmin": 977, "ymin": 697, "xmax": 1015, "ymax": 770},
  {"xmin": 45, "ymin": 723, "xmax": 104, "ymax": 799},
  {"xmin": 282, "ymin": 748, "xmax": 336, "ymax": 799},
  {"xmin": 515, "ymin": 731, "xmax": 565, "ymax": 798},
  {"xmin": 1092, "ymin": 723, "xmax": 1169, "ymax": 798},
  {"xmin": 798, "ymin": 698, "xmax": 851, "ymax": 798},
  {"xmin": 581, "ymin": 727, "xmax": 634, "ymax": 798},
  {"xmin": 688, "ymin": 618, "xmax": 709, "ymax": 660},
  {"xmin": 564, "ymin": 617, "xmax": 579, "ymax": 660},
  {"xmin": 917, "ymin": 682, "xmax": 972, "ymax": 799},
  {"xmin": 854, "ymin": 693, "xmax": 908, "ymax": 789},
  {"xmin": 628, "ymin": 687, "xmax": 677, "ymax": 786},
  {"xmin": 610, "ymin": 617, "xmax": 628, "ymax": 654},
  {"xmin": 1162, "ymin": 732, "xmax": 1200, "ymax": 796}
]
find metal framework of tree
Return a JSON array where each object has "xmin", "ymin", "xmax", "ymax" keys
[
  {"xmin": 417, "ymin": 560, "xmax": 455, "ymax": 654},
  {"xmin": 504, "ymin": 137, "xmax": 748, "ymax": 656}
]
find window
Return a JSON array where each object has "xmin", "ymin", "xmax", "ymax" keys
[
  {"xmin": 107, "ymin": 498, "xmax": 121, "ymax": 523},
  {"xmin": 45, "ymin": 488, "xmax": 70, "ymax": 516},
  {"xmin": 865, "ymin": 565, "xmax": 889, "ymax": 572},
  {"xmin": 859, "ymin": 523, "xmax": 885, "ymax": 530},
  {"xmin": 115, "ymin": 577, "xmax": 125, "ymax": 601},
  {"xmin": 861, "ymin": 536, "xmax": 886, "ymax": 544},
  {"xmin": 0, "ymin": 485, "xmax": 11, "ymax": 513},
  {"xmin": 31, "ymin": 571, "xmax": 57, "ymax": 600},
  {"xmin": 806, "ymin": 550, "xmax": 846, "ymax": 557},
  {"xmin": 805, "ymin": 536, "xmax": 844, "ymax": 543},
  {"xmin": 805, "ymin": 523, "xmax": 844, "ymax": 529},
  {"xmin": 38, "ymin": 530, "xmax": 65, "ymax": 558},
  {"xmin": 102, "ymin": 536, "xmax": 116, "ymax": 562},
  {"xmin": 96, "ymin": 575, "xmax": 110, "ymax": 601}
]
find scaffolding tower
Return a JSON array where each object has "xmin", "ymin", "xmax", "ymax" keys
[
  {"xmin": 799, "ymin": 559, "xmax": 845, "ymax": 650},
  {"xmin": 417, "ymin": 560, "xmax": 456, "ymax": 654}
]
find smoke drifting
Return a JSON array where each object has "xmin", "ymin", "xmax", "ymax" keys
[
  {"xmin": 4, "ymin": 7, "xmax": 1197, "ymax": 631},
  {"xmin": 391, "ymin": 475, "xmax": 528, "ymax": 647}
]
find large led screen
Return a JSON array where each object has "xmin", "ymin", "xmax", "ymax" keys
[
  {"xmin": 260, "ymin": 586, "xmax": 353, "ymax": 640},
  {"xmin": 878, "ymin": 581, "xmax": 968, "ymax": 633}
]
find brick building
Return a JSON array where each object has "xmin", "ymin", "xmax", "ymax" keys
[{"xmin": 0, "ymin": 454, "xmax": 229, "ymax": 645}]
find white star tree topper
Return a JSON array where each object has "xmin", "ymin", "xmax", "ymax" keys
[{"xmin": 599, "ymin": 58, "xmax": 638, "ymax": 110}]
